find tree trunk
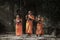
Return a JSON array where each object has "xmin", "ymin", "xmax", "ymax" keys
[{"xmin": 8, "ymin": 0, "xmax": 15, "ymax": 32}]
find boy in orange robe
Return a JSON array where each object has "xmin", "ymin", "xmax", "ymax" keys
[
  {"xmin": 26, "ymin": 11, "xmax": 34, "ymax": 36},
  {"xmin": 36, "ymin": 15, "xmax": 44, "ymax": 36},
  {"xmin": 15, "ymin": 14, "xmax": 22, "ymax": 36}
]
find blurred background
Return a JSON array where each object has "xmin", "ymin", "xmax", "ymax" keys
[{"xmin": 0, "ymin": 0, "xmax": 60, "ymax": 37}]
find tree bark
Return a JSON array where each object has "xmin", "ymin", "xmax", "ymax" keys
[{"xmin": 8, "ymin": 0, "xmax": 15, "ymax": 32}]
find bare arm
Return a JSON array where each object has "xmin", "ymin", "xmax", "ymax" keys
[{"xmin": 28, "ymin": 15, "xmax": 35, "ymax": 20}]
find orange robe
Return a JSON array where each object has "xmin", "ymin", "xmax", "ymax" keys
[
  {"xmin": 26, "ymin": 15, "xmax": 34, "ymax": 34},
  {"xmin": 36, "ymin": 22, "xmax": 44, "ymax": 35},
  {"xmin": 16, "ymin": 18, "xmax": 22, "ymax": 36},
  {"xmin": 26, "ymin": 20, "xmax": 33, "ymax": 34}
]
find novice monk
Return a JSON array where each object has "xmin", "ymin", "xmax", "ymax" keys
[
  {"xmin": 15, "ymin": 14, "xmax": 23, "ymax": 36},
  {"xmin": 36, "ymin": 15, "xmax": 44, "ymax": 37},
  {"xmin": 26, "ymin": 11, "xmax": 34, "ymax": 36}
]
